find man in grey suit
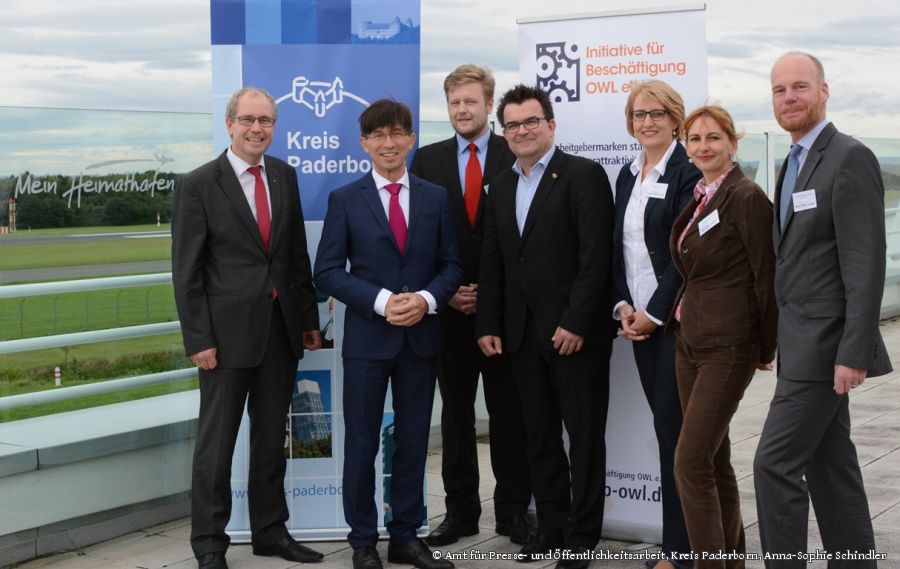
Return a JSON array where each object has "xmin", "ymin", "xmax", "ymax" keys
[
  {"xmin": 754, "ymin": 52, "xmax": 891, "ymax": 567},
  {"xmin": 172, "ymin": 87, "xmax": 323, "ymax": 569}
]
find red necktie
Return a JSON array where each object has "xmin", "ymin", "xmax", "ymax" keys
[
  {"xmin": 247, "ymin": 165, "xmax": 271, "ymax": 250},
  {"xmin": 248, "ymin": 165, "xmax": 277, "ymax": 299},
  {"xmin": 385, "ymin": 183, "xmax": 407, "ymax": 253},
  {"xmin": 464, "ymin": 143, "xmax": 482, "ymax": 226}
]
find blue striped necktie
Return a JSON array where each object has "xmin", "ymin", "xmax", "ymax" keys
[{"xmin": 779, "ymin": 144, "xmax": 803, "ymax": 229}]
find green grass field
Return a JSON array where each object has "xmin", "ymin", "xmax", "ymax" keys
[
  {"xmin": 1, "ymin": 224, "xmax": 190, "ymax": 422},
  {"xmin": 0, "ymin": 284, "xmax": 177, "ymax": 340},
  {"xmin": 0, "ymin": 235, "xmax": 171, "ymax": 271}
]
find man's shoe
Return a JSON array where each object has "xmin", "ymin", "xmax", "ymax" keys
[
  {"xmin": 517, "ymin": 533, "xmax": 563, "ymax": 563},
  {"xmin": 197, "ymin": 551, "xmax": 228, "ymax": 569},
  {"xmin": 387, "ymin": 538, "xmax": 455, "ymax": 569},
  {"xmin": 425, "ymin": 516, "xmax": 479, "ymax": 546},
  {"xmin": 352, "ymin": 545, "xmax": 383, "ymax": 569},
  {"xmin": 496, "ymin": 513, "xmax": 534, "ymax": 545},
  {"xmin": 252, "ymin": 536, "xmax": 324, "ymax": 563},
  {"xmin": 555, "ymin": 546, "xmax": 591, "ymax": 569}
]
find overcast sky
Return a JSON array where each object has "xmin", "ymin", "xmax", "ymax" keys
[{"xmin": 1, "ymin": 0, "xmax": 898, "ymax": 138}]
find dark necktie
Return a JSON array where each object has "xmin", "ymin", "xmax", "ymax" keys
[
  {"xmin": 247, "ymin": 165, "xmax": 271, "ymax": 250},
  {"xmin": 464, "ymin": 143, "xmax": 482, "ymax": 226},
  {"xmin": 385, "ymin": 183, "xmax": 407, "ymax": 253},
  {"xmin": 779, "ymin": 144, "xmax": 803, "ymax": 229}
]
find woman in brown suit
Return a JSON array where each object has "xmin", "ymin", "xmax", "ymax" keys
[{"xmin": 667, "ymin": 105, "xmax": 776, "ymax": 568}]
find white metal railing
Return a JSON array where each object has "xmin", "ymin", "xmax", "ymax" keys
[
  {"xmin": 0, "ymin": 272, "xmax": 171, "ymax": 299},
  {"xmin": 0, "ymin": 273, "xmax": 194, "ymax": 411}
]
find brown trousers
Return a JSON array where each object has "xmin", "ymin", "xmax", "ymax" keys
[{"xmin": 674, "ymin": 334, "xmax": 759, "ymax": 569}]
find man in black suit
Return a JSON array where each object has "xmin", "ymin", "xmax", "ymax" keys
[
  {"xmin": 409, "ymin": 64, "xmax": 532, "ymax": 547},
  {"xmin": 476, "ymin": 85, "xmax": 615, "ymax": 569},
  {"xmin": 172, "ymin": 87, "xmax": 323, "ymax": 569}
]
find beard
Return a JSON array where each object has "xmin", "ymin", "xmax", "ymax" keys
[{"xmin": 776, "ymin": 100, "xmax": 824, "ymax": 134}]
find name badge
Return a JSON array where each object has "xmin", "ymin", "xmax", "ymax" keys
[
  {"xmin": 698, "ymin": 209, "xmax": 720, "ymax": 236},
  {"xmin": 792, "ymin": 189, "xmax": 817, "ymax": 212},
  {"xmin": 645, "ymin": 182, "xmax": 668, "ymax": 199}
]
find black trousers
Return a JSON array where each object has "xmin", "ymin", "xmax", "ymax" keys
[
  {"xmin": 631, "ymin": 330, "xmax": 691, "ymax": 557},
  {"xmin": 510, "ymin": 321, "xmax": 611, "ymax": 548},
  {"xmin": 190, "ymin": 304, "xmax": 298, "ymax": 557},
  {"xmin": 437, "ymin": 315, "xmax": 531, "ymax": 524}
]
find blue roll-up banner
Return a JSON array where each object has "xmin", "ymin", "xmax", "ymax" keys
[{"xmin": 210, "ymin": 0, "xmax": 423, "ymax": 541}]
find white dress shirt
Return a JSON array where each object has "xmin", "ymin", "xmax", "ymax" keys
[
  {"xmin": 614, "ymin": 139, "xmax": 678, "ymax": 325},
  {"xmin": 226, "ymin": 147, "xmax": 271, "ymax": 220},
  {"xmin": 369, "ymin": 168, "xmax": 437, "ymax": 316},
  {"xmin": 513, "ymin": 146, "xmax": 556, "ymax": 235}
]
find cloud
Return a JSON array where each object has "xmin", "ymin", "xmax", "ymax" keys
[{"xmin": 2, "ymin": 0, "xmax": 900, "ymax": 138}]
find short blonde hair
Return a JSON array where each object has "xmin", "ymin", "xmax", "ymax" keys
[
  {"xmin": 624, "ymin": 80, "xmax": 686, "ymax": 139},
  {"xmin": 443, "ymin": 64, "xmax": 495, "ymax": 102}
]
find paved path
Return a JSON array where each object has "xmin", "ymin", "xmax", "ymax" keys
[
  {"xmin": 16, "ymin": 321, "xmax": 900, "ymax": 569},
  {"xmin": 1, "ymin": 260, "xmax": 172, "ymax": 284}
]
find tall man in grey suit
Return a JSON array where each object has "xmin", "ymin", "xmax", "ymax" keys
[
  {"xmin": 173, "ymin": 87, "xmax": 323, "ymax": 569},
  {"xmin": 409, "ymin": 64, "xmax": 532, "ymax": 547},
  {"xmin": 476, "ymin": 85, "xmax": 615, "ymax": 569},
  {"xmin": 754, "ymin": 52, "xmax": 891, "ymax": 567}
]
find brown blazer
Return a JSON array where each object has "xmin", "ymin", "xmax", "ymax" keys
[{"xmin": 666, "ymin": 165, "xmax": 777, "ymax": 363}]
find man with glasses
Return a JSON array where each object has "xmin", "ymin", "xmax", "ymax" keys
[
  {"xmin": 476, "ymin": 84, "xmax": 615, "ymax": 569},
  {"xmin": 409, "ymin": 64, "xmax": 532, "ymax": 548},
  {"xmin": 173, "ymin": 87, "xmax": 323, "ymax": 569},
  {"xmin": 314, "ymin": 99, "xmax": 462, "ymax": 569}
]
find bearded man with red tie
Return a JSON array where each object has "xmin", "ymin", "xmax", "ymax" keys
[
  {"xmin": 314, "ymin": 99, "xmax": 463, "ymax": 569},
  {"xmin": 173, "ymin": 87, "xmax": 323, "ymax": 569}
]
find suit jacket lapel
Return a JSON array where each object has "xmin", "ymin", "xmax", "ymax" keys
[
  {"xmin": 215, "ymin": 152, "xmax": 266, "ymax": 252},
  {"xmin": 680, "ymin": 165, "xmax": 741, "ymax": 242},
  {"xmin": 440, "ymin": 137, "xmax": 468, "ymax": 228},
  {"xmin": 520, "ymin": 150, "xmax": 563, "ymax": 243},
  {"xmin": 780, "ymin": 123, "xmax": 834, "ymax": 239},
  {"xmin": 616, "ymin": 170, "xmax": 636, "ymax": 245},
  {"xmin": 406, "ymin": 175, "xmax": 424, "ymax": 255},
  {"xmin": 476, "ymin": 133, "xmax": 508, "ymax": 227},
  {"xmin": 265, "ymin": 160, "xmax": 284, "ymax": 250}
]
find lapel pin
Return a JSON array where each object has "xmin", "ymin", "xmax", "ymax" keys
[{"xmin": 551, "ymin": 172, "xmax": 558, "ymax": 179}]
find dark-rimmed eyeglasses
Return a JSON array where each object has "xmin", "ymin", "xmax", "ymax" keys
[
  {"xmin": 631, "ymin": 109, "xmax": 667, "ymax": 122},
  {"xmin": 502, "ymin": 116, "xmax": 547, "ymax": 134},
  {"xmin": 232, "ymin": 115, "xmax": 275, "ymax": 128}
]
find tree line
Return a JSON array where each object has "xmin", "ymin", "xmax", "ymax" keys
[{"xmin": 0, "ymin": 171, "xmax": 178, "ymax": 229}]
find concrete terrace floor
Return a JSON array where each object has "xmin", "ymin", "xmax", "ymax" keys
[{"xmin": 14, "ymin": 321, "xmax": 900, "ymax": 569}]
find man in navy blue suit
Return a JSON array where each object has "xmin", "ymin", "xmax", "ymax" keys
[{"xmin": 314, "ymin": 99, "xmax": 463, "ymax": 569}]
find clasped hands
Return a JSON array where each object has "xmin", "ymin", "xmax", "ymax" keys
[
  {"xmin": 477, "ymin": 326, "xmax": 584, "ymax": 357},
  {"xmin": 386, "ymin": 292, "xmax": 428, "ymax": 326},
  {"xmin": 616, "ymin": 304, "xmax": 657, "ymax": 341},
  {"xmin": 448, "ymin": 284, "xmax": 478, "ymax": 315}
]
